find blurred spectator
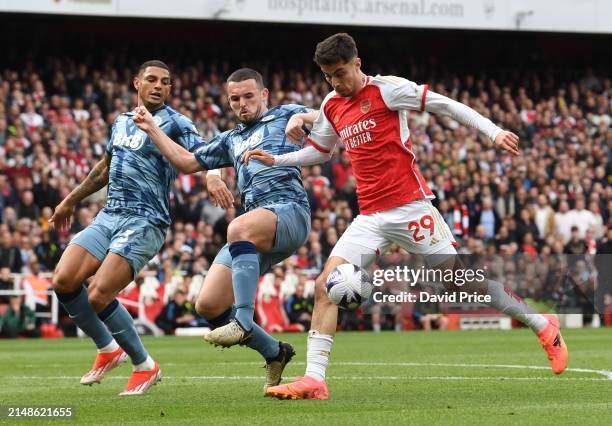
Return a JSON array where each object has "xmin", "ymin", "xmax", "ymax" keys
[
  {"xmin": 154, "ymin": 289, "xmax": 203, "ymax": 334},
  {"xmin": 0, "ymin": 267, "xmax": 13, "ymax": 304},
  {"xmin": 474, "ymin": 196, "xmax": 499, "ymax": 241},
  {"xmin": 534, "ymin": 194, "xmax": 556, "ymax": 240},
  {"xmin": 521, "ymin": 232, "xmax": 539, "ymax": 258},
  {"xmin": 0, "ymin": 295, "xmax": 39, "ymax": 338},
  {"xmin": 21, "ymin": 257, "xmax": 51, "ymax": 308},
  {"xmin": 412, "ymin": 287, "xmax": 449, "ymax": 331},
  {"xmin": 0, "ymin": 233, "xmax": 23, "ymax": 273},
  {"xmin": 517, "ymin": 208, "xmax": 540, "ymax": 244},
  {"xmin": 597, "ymin": 227, "xmax": 612, "ymax": 254},
  {"xmin": 370, "ymin": 299, "xmax": 403, "ymax": 332},
  {"xmin": 555, "ymin": 201, "xmax": 574, "ymax": 244},
  {"xmin": 34, "ymin": 232, "xmax": 61, "ymax": 271},
  {"xmin": 567, "ymin": 197, "xmax": 599, "ymax": 239},
  {"xmin": 256, "ymin": 274, "xmax": 304, "ymax": 333},
  {"xmin": 285, "ymin": 280, "xmax": 314, "ymax": 329},
  {"xmin": 17, "ymin": 190, "xmax": 39, "ymax": 220},
  {"xmin": 0, "ymin": 174, "xmax": 19, "ymax": 214},
  {"xmin": 564, "ymin": 226, "xmax": 588, "ymax": 255}
]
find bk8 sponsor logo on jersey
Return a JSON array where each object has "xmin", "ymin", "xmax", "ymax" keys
[
  {"xmin": 114, "ymin": 133, "xmax": 146, "ymax": 151},
  {"xmin": 233, "ymin": 128, "xmax": 264, "ymax": 158}
]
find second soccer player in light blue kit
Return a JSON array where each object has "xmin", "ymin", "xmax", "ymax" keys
[
  {"xmin": 133, "ymin": 68, "xmax": 313, "ymax": 393},
  {"xmin": 51, "ymin": 60, "xmax": 202, "ymax": 395}
]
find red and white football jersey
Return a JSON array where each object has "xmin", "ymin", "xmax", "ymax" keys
[{"xmin": 308, "ymin": 75, "xmax": 433, "ymax": 215}]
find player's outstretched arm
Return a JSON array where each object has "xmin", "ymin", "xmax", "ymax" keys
[
  {"xmin": 132, "ymin": 106, "xmax": 204, "ymax": 173},
  {"xmin": 50, "ymin": 153, "xmax": 110, "ymax": 231},
  {"xmin": 424, "ymin": 92, "xmax": 520, "ymax": 156},
  {"xmin": 242, "ymin": 145, "xmax": 334, "ymax": 167},
  {"xmin": 285, "ymin": 111, "xmax": 319, "ymax": 144}
]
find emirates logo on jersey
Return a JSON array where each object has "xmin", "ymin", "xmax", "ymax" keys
[
  {"xmin": 339, "ymin": 119, "xmax": 377, "ymax": 140},
  {"xmin": 360, "ymin": 99, "xmax": 371, "ymax": 114},
  {"xmin": 339, "ymin": 118, "xmax": 377, "ymax": 151}
]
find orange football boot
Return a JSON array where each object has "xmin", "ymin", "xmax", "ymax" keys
[
  {"xmin": 80, "ymin": 347, "xmax": 128, "ymax": 385},
  {"xmin": 537, "ymin": 314, "xmax": 568, "ymax": 374},
  {"xmin": 119, "ymin": 362, "xmax": 162, "ymax": 396},
  {"xmin": 265, "ymin": 375, "xmax": 329, "ymax": 400}
]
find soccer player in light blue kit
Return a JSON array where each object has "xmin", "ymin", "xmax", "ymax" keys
[
  {"xmin": 133, "ymin": 68, "xmax": 312, "ymax": 393},
  {"xmin": 50, "ymin": 60, "xmax": 202, "ymax": 395}
]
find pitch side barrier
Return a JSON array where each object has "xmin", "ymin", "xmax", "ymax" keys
[{"xmin": 0, "ymin": 273, "xmax": 59, "ymax": 324}]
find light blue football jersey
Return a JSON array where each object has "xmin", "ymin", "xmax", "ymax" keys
[
  {"xmin": 194, "ymin": 104, "xmax": 312, "ymax": 212},
  {"xmin": 105, "ymin": 105, "xmax": 202, "ymax": 226}
]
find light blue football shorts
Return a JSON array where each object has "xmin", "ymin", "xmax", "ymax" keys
[
  {"xmin": 70, "ymin": 209, "xmax": 167, "ymax": 278},
  {"xmin": 213, "ymin": 202, "xmax": 311, "ymax": 274}
]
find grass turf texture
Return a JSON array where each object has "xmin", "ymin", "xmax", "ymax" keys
[{"xmin": 0, "ymin": 328, "xmax": 611, "ymax": 425}]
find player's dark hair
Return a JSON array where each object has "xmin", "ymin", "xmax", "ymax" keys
[
  {"xmin": 314, "ymin": 33, "xmax": 358, "ymax": 66},
  {"xmin": 227, "ymin": 68, "xmax": 265, "ymax": 89},
  {"xmin": 138, "ymin": 60, "xmax": 170, "ymax": 75}
]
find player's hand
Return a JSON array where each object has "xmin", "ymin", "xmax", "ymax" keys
[
  {"xmin": 494, "ymin": 130, "xmax": 520, "ymax": 156},
  {"xmin": 285, "ymin": 114, "xmax": 306, "ymax": 144},
  {"xmin": 207, "ymin": 174, "xmax": 234, "ymax": 209},
  {"xmin": 132, "ymin": 105, "xmax": 156, "ymax": 133},
  {"xmin": 241, "ymin": 149, "xmax": 275, "ymax": 166},
  {"xmin": 49, "ymin": 201, "xmax": 75, "ymax": 232}
]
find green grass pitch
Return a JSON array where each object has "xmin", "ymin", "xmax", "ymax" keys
[{"xmin": 1, "ymin": 328, "xmax": 611, "ymax": 425}]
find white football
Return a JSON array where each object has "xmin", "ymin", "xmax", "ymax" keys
[{"xmin": 325, "ymin": 263, "xmax": 373, "ymax": 310}]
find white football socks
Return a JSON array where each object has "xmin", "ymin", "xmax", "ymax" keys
[
  {"xmin": 305, "ymin": 330, "xmax": 334, "ymax": 381},
  {"xmin": 98, "ymin": 340, "xmax": 119, "ymax": 354},
  {"xmin": 134, "ymin": 355, "xmax": 155, "ymax": 372},
  {"xmin": 486, "ymin": 279, "xmax": 548, "ymax": 332}
]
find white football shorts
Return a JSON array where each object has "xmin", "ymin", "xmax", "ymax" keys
[{"xmin": 330, "ymin": 199, "xmax": 457, "ymax": 268}]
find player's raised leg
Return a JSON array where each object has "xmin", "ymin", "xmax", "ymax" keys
[
  {"xmin": 196, "ymin": 263, "xmax": 295, "ymax": 393},
  {"xmin": 394, "ymin": 200, "xmax": 568, "ymax": 374},
  {"xmin": 204, "ymin": 208, "xmax": 277, "ymax": 347},
  {"xmin": 435, "ymin": 254, "xmax": 568, "ymax": 373},
  {"xmin": 88, "ymin": 252, "xmax": 160, "ymax": 396},
  {"xmin": 471, "ymin": 264, "xmax": 568, "ymax": 373},
  {"xmin": 52, "ymin": 243, "xmax": 127, "ymax": 386}
]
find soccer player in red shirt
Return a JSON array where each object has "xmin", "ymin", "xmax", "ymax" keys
[{"xmin": 245, "ymin": 33, "xmax": 568, "ymax": 400}]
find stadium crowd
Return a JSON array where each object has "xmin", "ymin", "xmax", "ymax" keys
[{"xmin": 0, "ymin": 54, "xmax": 610, "ymax": 336}]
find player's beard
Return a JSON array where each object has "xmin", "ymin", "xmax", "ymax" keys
[{"xmin": 238, "ymin": 104, "xmax": 265, "ymax": 125}]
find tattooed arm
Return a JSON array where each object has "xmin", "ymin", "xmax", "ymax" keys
[{"xmin": 50, "ymin": 154, "xmax": 111, "ymax": 231}]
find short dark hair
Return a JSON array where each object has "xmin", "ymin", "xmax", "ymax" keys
[
  {"xmin": 138, "ymin": 60, "xmax": 170, "ymax": 75},
  {"xmin": 227, "ymin": 68, "xmax": 264, "ymax": 89},
  {"xmin": 314, "ymin": 33, "xmax": 358, "ymax": 66}
]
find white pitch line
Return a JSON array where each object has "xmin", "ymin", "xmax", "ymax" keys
[
  {"xmin": 20, "ymin": 362, "xmax": 611, "ymax": 379},
  {"xmin": 7, "ymin": 363, "xmax": 611, "ymax": 381},
  {"xmin": 231, "ymin": 361, "xmax": 612, "ymax": 380},
  {"xmin": 3, "ymin": 376, "xmax": 609, "ymax": 382},
  {"xmin": 336, "ymin": 362, "xmax": 612, "ymax": 380}
]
